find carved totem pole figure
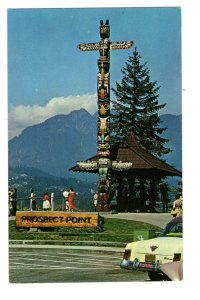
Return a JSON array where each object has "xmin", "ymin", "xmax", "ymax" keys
[{"xmin": 77, "ymin": 20, "xmax": 133, "ymax": 211}]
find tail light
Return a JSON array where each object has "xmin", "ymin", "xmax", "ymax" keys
[
  {"xmin": 123, "ymin": 249, "xmax": 131, "ymax": 260},
  {"xmin": 173, "ymin": 253, "xmax": 181, "ymax": 261}
]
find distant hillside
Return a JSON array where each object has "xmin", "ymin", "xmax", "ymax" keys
[
  {"xmin": 9, "ymin": 109, "xmax": 98, "ymax": 178},
  {"xmin": 8, "ymin": 109, "xmax": 182, "ymax": 179},
  {"xmin": 9, "ymin": 166, "xmax": 97, "ymax": 211}
]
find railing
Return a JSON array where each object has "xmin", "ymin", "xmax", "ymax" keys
[{"xmin": 10, "ymin": 194, "xmax": 70, "ymax": 212}]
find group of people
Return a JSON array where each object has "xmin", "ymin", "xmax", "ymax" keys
[
  {"xmin": 42, "ymin": 188, "xmax": 75, "ymax": 212},
  {"xmin": 8, "ymin": 185, "xmax": 182, "ymax": 216},
  {"xmin": 8, "ymin": 188, "xmax": 75, "ymax": 212},
  {"xmin": 62, "ymin": 188, "xmax": 75, "ymax": 212},
  {"xmin": 27, "ymin": 190, "xmax": 50, "ymax": 211}
]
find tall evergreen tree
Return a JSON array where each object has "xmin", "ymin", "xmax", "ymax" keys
[{"xmin": 111, "ymin": 47, "xmax": 171, "ymax": 157}]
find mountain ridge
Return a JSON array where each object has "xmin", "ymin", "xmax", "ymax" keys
[{"xmin": 8, "ymin": 109, "xmax": 182, "ymax": 179}]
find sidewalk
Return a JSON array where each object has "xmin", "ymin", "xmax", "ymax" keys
[{"xmin": 101, "ymin": 212, "xmax": 172, "ymax": 229}]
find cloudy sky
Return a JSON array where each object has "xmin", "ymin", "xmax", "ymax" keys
[{"xmin": 7, "ymin": 6, "xmax": 182, "ymax": 139}]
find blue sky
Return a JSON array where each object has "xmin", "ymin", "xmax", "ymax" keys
[{"xmin": 8, "ymin": 7, "xmax": 181, "ymax": 138}]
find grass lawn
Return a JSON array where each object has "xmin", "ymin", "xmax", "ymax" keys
[{"xmin": 9, "ymin": 217, "xmax": 161, "ymax": 243}]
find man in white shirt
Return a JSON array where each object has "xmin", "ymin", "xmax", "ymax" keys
[{"xmin": 63, "ymin": 189, "xmax": 69, "ymax": 211}]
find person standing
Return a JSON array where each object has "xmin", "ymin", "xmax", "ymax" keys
[
  {"xmin": 32, "ymin": 193, "xmax": 37, "ymax": 211},
  {"xmin": 160, "ymin": 183, "xmax": 169, "ymax": 213},
  {"xmin": 8, "ymin": 189, "xmax": 13, "ymax": 216},
  {"xmin": 172, "ymin": 195, "xmax": 183, "ymax": 217},
  {"xmin": 68, "ymin": 188, "xmax": 75, "ymax": 212},
  {"xmin": 93, "ymin": 191, "xmax": 98, "ymax": 212},
  {"xmin": 11, "ymin": 188, "xmax": 17, "ymax": 216},
  {"xmin": 43, "ymin": 192, "xmax": 51, "ymax": 211},
  {"xmin": 63, "ymin": 188, "xmax": 69, "ymax": 212},
  {"xmin": 30, "ymin": 188, "xmax": 37, "ymax": 211}
]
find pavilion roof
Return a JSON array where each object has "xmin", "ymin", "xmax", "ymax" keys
[{"xmin": 69, "ymin": 133, "xmax": 182, "ymax": 177}]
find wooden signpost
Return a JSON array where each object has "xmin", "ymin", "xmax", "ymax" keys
[{"xmin": 16, "ymin": 211, "xmax": 99, "ymax": 228}]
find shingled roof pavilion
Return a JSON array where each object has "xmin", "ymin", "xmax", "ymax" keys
[{"xmin": 69, "ymin": 133, "xmax": 182, "ymax": 212}]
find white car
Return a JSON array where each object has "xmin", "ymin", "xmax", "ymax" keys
[{"xmin": 120, "ymin": 216, "xmax": 183, "ymax": 281}]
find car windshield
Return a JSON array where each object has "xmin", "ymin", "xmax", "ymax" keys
[{"xmin": 159, "ymin": 220, "xmax": 182, "ymax": 237}]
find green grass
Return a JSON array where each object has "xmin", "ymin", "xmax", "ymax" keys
[{"xmin": 9, "ymin": 218, "xmax": 161, "ymax": 243}]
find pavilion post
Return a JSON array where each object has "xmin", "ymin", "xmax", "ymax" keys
[
  {"xmin": 149, "ymin": 177, "xmax": 157, "ymax": 212},
  {"xmin": 128, "ymin": 175, "xmax": 136, "ymax": 211},
  {"xmin": 140, "ymin": 176, "xmax": 146, "ymax": 212}
]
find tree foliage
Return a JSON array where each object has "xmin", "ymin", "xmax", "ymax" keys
[{"xmin": 111, "ymin": 47, "xmax": 171, "ymax": 157}]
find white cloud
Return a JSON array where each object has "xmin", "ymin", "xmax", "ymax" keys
[{"xmin": 8, "ymin": 93, "xmax": 97, "ymax": 139}]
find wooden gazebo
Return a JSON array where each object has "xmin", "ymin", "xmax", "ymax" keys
[{"xmin": 69, "ymin": 133, "xmax": 182, "ymax": 212}]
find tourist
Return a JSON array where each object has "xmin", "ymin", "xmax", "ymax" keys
[
  {"xmin": 32, "ymin": 193, "xmax": 37, "ymax": 211},
  {"xmin": 160, "ymin": 183, "xmax": 169, "ymax": 213},
  {"xmin": 63, "ymin": 188, "xmax": 69, "ymax": 211},
  {"xmin": 10, "ymin": 188, "xmax": 17, "ymax": 216},
  {"xmin": 68, "ymin": 188, "xmax": 75, "ymax": 212},
  {"xmin": 93, "ymin": 191, "xmax": 98, "ymax": 211},
  {"xmin": 43, "ymin": 192, "xmax": 51, "ymax": 211},
  {"xmin": 8, "ymin": 189, "xmax": 14, "ymax": 216},
  {"xmin": 172, "ymin": 195, "xmax": 183, "ymax": 217}
]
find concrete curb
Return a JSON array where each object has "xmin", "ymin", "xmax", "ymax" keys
[
  {"xmin": 9, "ymin": 240, "xmax": 125, "ymax": 254},
  {"xmin": 9, "ymin": 244, "xmax": 124, "ymax": 254},
  {"xmin": 9, "ymin": 239, "xmax": 126, "ymax": 247}
]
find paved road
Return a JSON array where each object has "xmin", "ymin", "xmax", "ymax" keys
[
  {"xmin": 8, "ymin": 213, "xmax": 172, "ymax": 283},
  {"xmin": 9, "ymin": 247, "xmax": 148, "ymax": 283}
]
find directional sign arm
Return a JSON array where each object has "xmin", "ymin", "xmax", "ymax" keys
[
  {"xmin": 110, "ymin": 41, "xmax": 134, "ymax": 50},
  {"xmin": 78, "ymin": 41, "xmax": 133, "ymax": 51},
  {"xmin": 77, "ymin": 42, "xmax": 102, "ymax": 51}
]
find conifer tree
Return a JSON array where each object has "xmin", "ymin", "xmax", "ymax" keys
[{"xmin": 111, "ymin": 47, "xmax": 171, "ymax": 157}]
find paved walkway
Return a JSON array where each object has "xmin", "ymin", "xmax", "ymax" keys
[{"xmin": 101, "ymin": 212, "xmax": 172, "ymax": 228}]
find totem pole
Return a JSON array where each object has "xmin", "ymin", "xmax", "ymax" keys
[{"xmin": 77, "ymin": 20, "xmax": 133, "ymax": 211}]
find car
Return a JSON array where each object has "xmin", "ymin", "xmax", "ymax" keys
[{"xmin": 120, "ymin": 216, "xmax": 183, "ymax": 281}]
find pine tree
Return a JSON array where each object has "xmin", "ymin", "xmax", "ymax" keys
[{"xmin": 111, "ymin": 47, "xmax": 171, "ymax": 157}]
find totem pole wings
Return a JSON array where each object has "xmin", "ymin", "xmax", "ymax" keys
[{"xmin": 77, "ymin": 41, "xmax": 133, "ymax": 51}]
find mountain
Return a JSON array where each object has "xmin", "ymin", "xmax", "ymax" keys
[
  {"xmin": 8, "ymin": 109, "xmax": 182, "ymax": 179},
  {"xmin": 9, "ymin": 109, "xmax": 98, "ymax": 178},
  {"xmin": 160, "ymin": 114, "xmax": 182, "ymax": 171}
]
